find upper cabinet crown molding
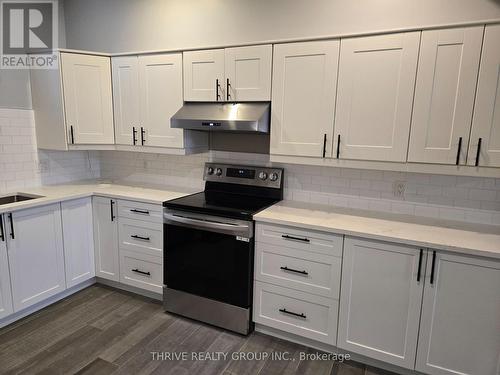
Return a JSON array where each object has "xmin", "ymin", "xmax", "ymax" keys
[
  {"xmin": 270, "ymin": 40, "xmax": 340, "ymax": 157},
  {"xmin": 183, "ymin": 45, "xmax": 272, "ymax": 102},
  {"xmin": 408, "ymin": 26, "xmax": 484, "ymax": 165},
  {"xmin": 468, "ymin": 24, "xmax": 500, "ymax": 168},
  {"xmin": 334, "ymin": 32, "xmax": 420, "ymax": 162}
]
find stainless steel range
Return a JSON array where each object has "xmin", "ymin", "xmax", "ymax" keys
[{"xmin": 162, "ymin": 163, "xmax": 284, "ymax": 335}]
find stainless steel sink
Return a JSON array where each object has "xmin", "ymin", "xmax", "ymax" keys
[{"xmin": 0, "ymin": 194, "xmax": 43, "ymax": 206}]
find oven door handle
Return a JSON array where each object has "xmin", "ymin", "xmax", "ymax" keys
[{"xmin": 164, "ymin": 213, "xmax": 252, "ymax": 237}]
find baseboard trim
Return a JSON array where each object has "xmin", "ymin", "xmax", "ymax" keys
[{"xmin": 96, "ymin": 277, "xmax": 163, "ymax": 301}]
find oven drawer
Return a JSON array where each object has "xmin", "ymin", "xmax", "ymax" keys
[
  {"xmin": 253, "ymin": 281, "xmax": 338, "ymax": 345},
  {"xmin": 119, "ymin": 218, "xmax": 162, "ymax": 257},
  {"xmin": 256, "ymin": 223, "xmax": 343, "ymax": 257},
  {"xmin": 118, "ymin": 200, "xmax": 162, "ymax": 223},
  {"xmin": 255, "ymin": 243, "xmax": 341, "ymax": 298},
  {"xmin": 120, "ymin": 250, "xmax": 163, "ymax": 294}
]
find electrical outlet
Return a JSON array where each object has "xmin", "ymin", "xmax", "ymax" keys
[{"xmin": 393, "ymin": 181, "xmax": 406, "ymax": 198}]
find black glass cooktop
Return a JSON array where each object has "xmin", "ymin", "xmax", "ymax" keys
[{"xmin": 164, "ymin": 191, "xmax": 280, "ymax": 220}]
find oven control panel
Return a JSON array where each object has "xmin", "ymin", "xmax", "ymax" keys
[{"xmin": 204, "ymin": 163, "xmax": 283, "ymax": 189}]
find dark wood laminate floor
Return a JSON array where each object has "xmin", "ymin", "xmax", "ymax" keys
[{"xmin": 0, "ymin": 285, "xmax": 396, "ymax": 375}]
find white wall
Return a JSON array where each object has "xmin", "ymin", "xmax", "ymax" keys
[{"xmin": 63, "ymin": 0, "xmax": 500, "ymax": 53}]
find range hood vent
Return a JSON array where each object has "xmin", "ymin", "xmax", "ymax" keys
[{"xmin": 171, "ymin": 102, "xmax": 270, "ymax": 133}]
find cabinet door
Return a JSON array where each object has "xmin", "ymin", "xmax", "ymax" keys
[
  {"xmin": 416, "ymin": 252, "xmax": 500, "ymax": 375},
  {"xmin": 408, "ymin": 26, "xmax": 483, "ymax": 164},
  {"xmin": 334, "ymin": 32, "xmax": 420, "ymax": 162},
  {"xmin": 183, "ymin": 49, "xmax": 225, "ymax": 102},
  {"xmin": 0, "ymin": 216, "xmax": 13, "ymax": 319},
  {"xmin": 62, "ymin": 198, "xmax": 95, "ymax": 288},
  {"xmin": 139, "ymin": 53, "xmax": 184, "ymax": 148},
  {"xmin": 93, "ymin": 197, "xmax": 119, "ymax": 281},
  {"xmin": 270, "ymin": 41, "xmax": 339, "ymax": 157},
  {"xmin": 338, "ymin": 237, "xmax": 425, "ymax": 369},
  {"xmin": 468, "ymin": 24, "xmax": 500, "ymax": 167},
  {"xmin": 61, "ymin": 53, "xmax": 115, "ymax": 144},
  {"xmin": 112, "ymin": 56, "xmax": 140, "ymax": 146},
  {"xmin": 7, "ymin": 204, "xmax": 66, "ymax": 312},
  {"xmin": 225, "ymin": 45, "xmax": 272, "ymax": 101}
]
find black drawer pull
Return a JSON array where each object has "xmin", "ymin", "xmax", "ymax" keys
[
  {"xmin": 280, "ymin": 266, "xmax": 308, "ymax": 276},
  {"xmin": 8, "ymin": 213, "xmax": 14, "ymax": 239},
  {"xmin": 417, "ymin": 249, "xmax": 423, "ymax": 282},
  {"xmin": 279, "ymin": 308, "xmax": 306, "ymax": 319},
  {"xmin": 430, "ymin": 250, "xmax": 437, "ymax": 285},
  {"xmin": 131, "ymin": 235, "xmax": 150, "ymax": 241},
  {"xmin": 282, "ymin": 234, "xmax": 310, "ymax": 243},
  {"xmin": 0, "ymin": 215, "xmax": 4, "ymax": 242},
  {"xmin": 132, "ymin": 269, "xmax": 151, "ymax": 276},
  {"xmin": 130, "ymin": 209, "xmax": 150, "ymax": 215}
]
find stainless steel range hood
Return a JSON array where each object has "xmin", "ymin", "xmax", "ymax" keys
[{"xmin": 171, "ymin": 103, "xmax": 270, "ymax": 133}]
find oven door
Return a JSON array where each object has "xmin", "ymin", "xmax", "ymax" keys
[{"xmin": 164, "ymin": 210, "xmax": 254, "ymax": 308}]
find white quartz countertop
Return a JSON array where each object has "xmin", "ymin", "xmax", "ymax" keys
[
  {"xmin": 0, "ymin": 181, "xmax": 197, "ymax": 214},
  {"xmin": 254, "ymin": 201, "xmax": 500, "ymax": 260}
]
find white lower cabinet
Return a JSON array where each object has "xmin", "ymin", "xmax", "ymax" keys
[
  {"xmin": 337, "ymin": 237, "xmax": 425, "ymax": 369},
  {"xmin": 93, "ymin": 197, "xmax": 119, "ymax": 281},
  {"xmin": 62, "ymin": 198, "xmax": 95, "ymax": 288},
  {"xmin": 416, "ymin": 252, "xmax": 500, "ymax": 375},
  {"xmin": 120, "ymin": 250, "xmax": 163, "ymax": 294},
  {"xmin": 0, "ymin": 215, "xmax": 13, "ymax": 319},
  {"xmin": 7, "ymin": 204, "xmax": 66, "ymax": 312}
]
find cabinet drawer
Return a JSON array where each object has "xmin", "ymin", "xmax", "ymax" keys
[
  {"xmin": 120, "ymin": 250, "xmax": 162, "ymax": 294},
  {"xmin": 117, "ymin": 200, "xmax": 162, "ymax": 223},
  {"xmin": 118, "ymin": 218, "xmax": 162, "ymax": 257},
  {"xmin": 253, "ymin": 281, "xmax": 338, "ymax": 345},
  {"xmin": 255, "ymin": 243, "xmax": 341, "ymax": 298},
  {"xmin": 256, "ymin": 223, "xmax": 343, "ymax": 257}
]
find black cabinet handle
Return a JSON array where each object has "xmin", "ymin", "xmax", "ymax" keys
[
  {"xmin": 226, "ymin": 78, "xmax": 231, "ymax": 101},
  {"xmin": 8, "ymin": 213, "xmax": 14, "ymax": 239},
  {"xmin": 322, "ymin": 134, "xmax": 327, "ymax": 158},
  {"xmin": 280, "ymin": 266, "xmax": 308, "ymax": 276},
  {"xmin": 0, "ymin": 215, "xmax": 4, "ymax": 242},
  {"xmin": 336, "ymin": 134, "xmax": 340, "ymax": 159},
  {"xmin": 279, "ymin": 308, "xmax": 306, "ymax": 319},
  {"xmin": 131, "ymin": 234, "xmax": 150, "ymax": 241},
  {"xmin": 475, "ymin": 138, "xmax": 482, "ymax": 167},
  {"xmin": 110, "ymin": 200, "xmax": 115, "ymax": 222},
  {"xmin": 215, "ymin": 79, "xmax": 221, "ymax": 101},
  {"xmin": 132, "ymin": 126, "xmax": 137, "ymax": 145},
  {"xmin": 456, "ymin": 137, "xmax": 462, "ymax": 165},
  {"xmin": 130, "ymin": 209, "xmax": 149, "ymax": 215},
  {"xmin": 430, "ymin": 250, "xmax": 437, "ymax": 285},
  {"xmin": 70, "ymin": 125, "xmax": 75, "ymax": 144},
  {"xmin": 417, "ymin": 249, "xmax": 423, "ymax": 282},
  {"xmin": 140, "ymin": 127, "xmax": 145, "ymax": 145},
  {"xmin": 132, "ymin": 268, "xmax": 151, "ymax": 276},
  {"xmin": 282, "ymin": 234, "xmax": 310, "ymax": 243}
]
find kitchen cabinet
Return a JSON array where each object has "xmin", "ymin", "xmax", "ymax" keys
[
  {"xmin": 93, "ymin": 197, "xmax": 119, "ymax": 281},
  {"xmin": 7, "ymin": 204, "xmax": 66, "ymax": 312},
  {"xmin": 334, "ymin": 32, "xmax": 420, "ymax": 162},
  {"xmin": 468, "ymin": 24, "xmax": 500, "ymax": 168},
  {"xmin": 183, "ymin": 45, "xmax": 272, "ymax": 102},
  {"xmin": 408, "ymin": 26, "xmax": 483, "ymax": 165},
  {"xmin": 270, "ymin": 41, "xmax": 339, "ymax": 157},
  {"xmin": 0, "ymin": 215, "xmax": 13, "ymax": 319},
  {"xmin": 61, "ymin": 198, "xmax": 95, "ymax": 288},
  {"xmin": 60, "ymin": 53, "xmax": 115, "ymax": 144},
  {"xmin": 416, "ymin": 252, "xmax": 500, "ymax": 375},
  {"xmin": 338, "ymin": 237, "xmax": 425, "ymax": 369}
]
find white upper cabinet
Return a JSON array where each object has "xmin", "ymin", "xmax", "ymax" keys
[
  {"xmin": 61, "ymin": 53, "xmax": 115, "ymax": 144},
  {"xmin": 468, "ymin": 24, "xmax": 500, "ymax": 168},
  {"xmin": 139, "ymin": 54, "xmax": 184, "ymax": 148},
  {"xmin": 0, "ymin": 217, "xmax": 13, "ymax": 320},
  {"xmin": 112, "ymin": 56, "xmax": 140, "ymax": 145},
  {"xmin": 338, "ymin": 237, "xmax": 425, "ymax": 369},
  {"xmin": 416, "ymin": 252, "xmax": 500, "ymax": 375},
  {"xmin": 334, "ymin": 32, "xmax": 420, "ymax": 162},
  {"xmin": 7, "ymin": 204, "xmax": 66, "ymax": 312},
  {"xmin": 408, "ymin": 26, "xmax": 484, "ymax": 165},
  {"xmin": 225, "ymin": 45, "xmax": 272, "ymax": 101},
  {"xmin": 183, "ymin": 49, "xmax": 225, "ymax": 101},
  {"xmin": 270, "ymin": 40, "xmax": 339, "ymax": 157}
]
